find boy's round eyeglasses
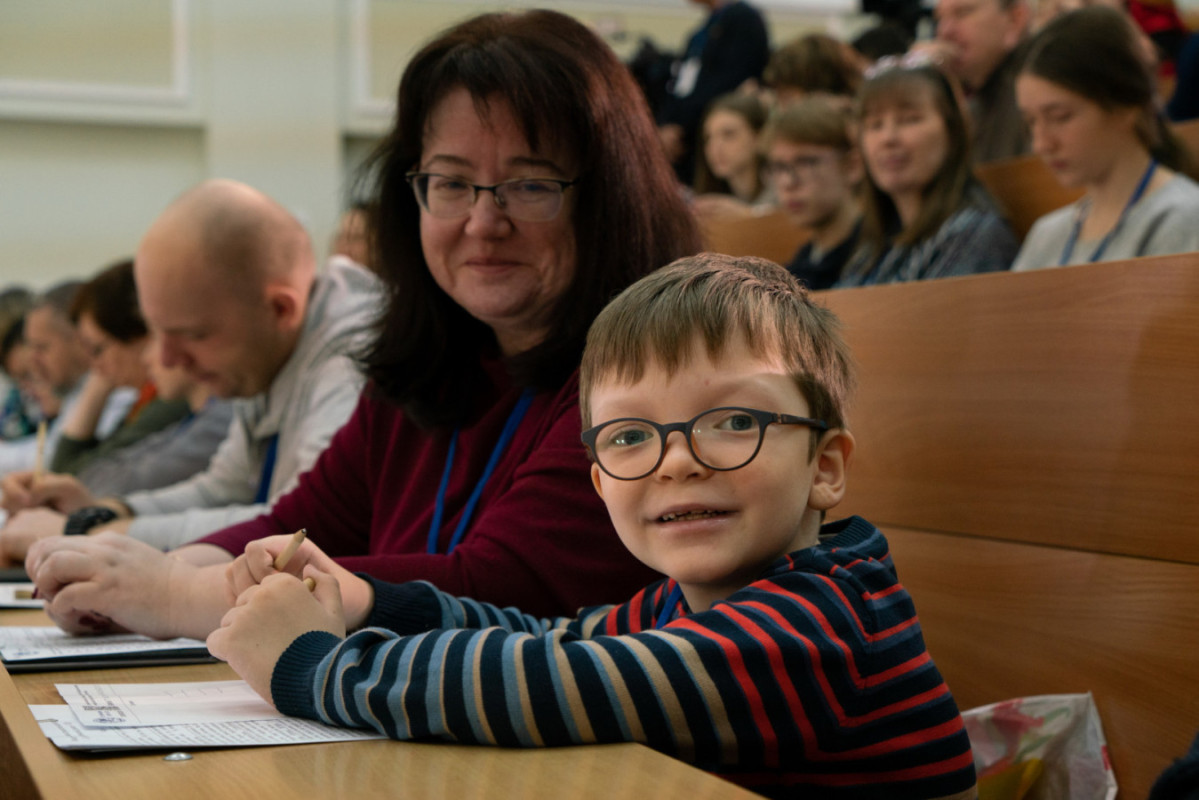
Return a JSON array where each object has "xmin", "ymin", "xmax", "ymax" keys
[
  {"xmin": 405, "ymin": 172, "xmax": 578, "ymax": 222},
  {"xmin": 581, "ymin": 406, "xmax": 828, "ymax": 481},
  {"xmin": 764, "ymin": 155, "xmax": 835, "ymax": 185}
]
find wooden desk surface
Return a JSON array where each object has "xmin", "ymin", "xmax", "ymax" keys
[{"xmin": 0, "ymin": 610, "xmax": 754, "ymax": 799}]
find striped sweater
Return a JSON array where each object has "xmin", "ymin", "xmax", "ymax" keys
[{"xmin": 271, "ymin": 516, "xmax": 976, "ymax": 798}]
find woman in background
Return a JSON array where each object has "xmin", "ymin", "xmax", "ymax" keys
[
  {"xmin": 691, "ymin": 93, "xmax": 773, "ymax": 216},
  {"xmin": 838, "ymin": 62, "xmax": 1018, "ymax": 286},
  {"xmin": 50, "ymin": 259, "xmax": 190, "ymax": 475},
  {"xmin": 1013, "ymin": 6, "xmax": 1199, "ymax": 270}
]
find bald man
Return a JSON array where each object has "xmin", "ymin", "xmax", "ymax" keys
[{"xmin": 0, "ymin": 180, "xmax": 381, "ymax": 557}]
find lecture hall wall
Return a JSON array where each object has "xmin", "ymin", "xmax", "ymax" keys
[{"xmin": 0, "ymin": 0, "xmax": 861, "ymax": 289}]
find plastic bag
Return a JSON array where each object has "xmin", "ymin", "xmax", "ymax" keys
[{"xmin": 963, "ymin": 692, "xmax": 1118, "ymax": 800}]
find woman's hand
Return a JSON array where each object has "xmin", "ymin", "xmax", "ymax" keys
[{"xmin": 207, "ymin": 569, "xmax": 345, "ymax": 704}]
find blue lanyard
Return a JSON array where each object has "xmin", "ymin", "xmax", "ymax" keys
[
  {"xmin": 254, "ymin": 434, "xmax": 279, "ymax": 504},
  {"xmin": 1060, "ymin": 159, "xmax": 1157, "ymax": 266},
  {"xmin": 655, "ymin": 583, "xmax": 684, "ymax": 629},
  {"xmin": 426, "ymin": 389, "xmax": 535, "ymax": 555}
]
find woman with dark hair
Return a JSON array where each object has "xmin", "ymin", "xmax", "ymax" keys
[
  {"xmin": 49, "ymin": 259, "xmax": 191, "ymax": 476},
  {"xmin": 837, "ymin": 62, "xmax": 1018, "ymax": 286},
  {"xmin": 692, "ymin": 93, "xmax": 771, "ymax": 206},
  {"xmin": 1013, "ymin": 6, "xmax": 1199, "ymax": 270},
  {"xmin": 26, "ymin": 9, "xmax": 701, "ymax": 640}
]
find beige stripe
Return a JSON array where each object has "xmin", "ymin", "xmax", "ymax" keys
[
  {"xmin": 586, "ymin": 643, "xmax": 647, "ymax": 742},
  {"xmin": 655, "ymin": 631, "xmax": 739, "ymax": 762},
  {"xmin": 512, "ymin": 633, "xmax": 545, "ymax": 746},
  {"xmin": 548, "ymin": 630, "xmax": 595, "ymax": 741},
  {"xmin": 621, "ymin": 633, "xmax": 697, "ymax": 761},
  {"xmin": 470, "ymin": 630, "xmax": 497, "ymax": 743}
]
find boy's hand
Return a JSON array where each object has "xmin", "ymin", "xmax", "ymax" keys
[
  {"xmin": 226, "ymin": 535, "xmax": 375, "ymax": 630},
  {"xmin": 0, "ymin": 471, "xmax": 98, "ymax": 515},
  {"xmin": 207, "ymin": 569, "xmax": 345, "ymax": 704}
]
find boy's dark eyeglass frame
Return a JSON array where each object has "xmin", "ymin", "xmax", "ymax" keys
[
  {"xmin": 581, "ymin": 406, "xmax": 828, "ymax": 481},
  {"xmin": 404, "ymin": 172, "xmax": 578, "ymax": 222}
]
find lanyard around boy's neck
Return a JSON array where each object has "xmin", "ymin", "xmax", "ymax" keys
[
  {"xmin": 655, "ymin": 583, "xmax": 684, "ymax": 629},
  {"xmin": 1059, "ymin": 159, "xmax": 1157, "ymax": 266},
  {"xmin": 426, "ymin": 388, "xmax": 535, "ymax": 556}
]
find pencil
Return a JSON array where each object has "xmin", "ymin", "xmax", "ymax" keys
[
  {"xmin": 32, "ymin": 420, "xmax": 47, "ymax": 482},
  {"xmin": 302, "ymin": 577, "xmax": 316, "ymax": 592},
  {"xmin": 273, "ymin": 528, "xmax": 307, "ymax": 571}
]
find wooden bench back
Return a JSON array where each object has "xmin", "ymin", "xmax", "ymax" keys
[
  {"xmin": 698, "ymin": 209, "xmax": 809, "ymax": 266},
  {"xmin": 818, "ymin": 255, "xmax": 1199, "ymax": 798},
  {"xmin": 975, "ymin": 155, "xmax": 1083, "ymax": 241}
]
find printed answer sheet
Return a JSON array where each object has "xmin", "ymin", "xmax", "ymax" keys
[
  {"xmin": 58, "ymin": 680, "xmax": 285, "ymax": 727},
  {"xmin": 0, "ymin": 627, "xmax": 210, "ymax": 668},
  {"xmin": 32, "ymin": 704, "xmax": 387, "ymax": 751}
]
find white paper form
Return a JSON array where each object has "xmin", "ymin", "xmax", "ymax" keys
[
  {"xmin": 0, "ymin": 627, "xmax": 207, "ymax": 663},
  {"xmin": 0, "ymin": 583, "xmax": 43, "ymax": 609},
  {"xmin": 58, "ymin": 680, "xmax": 285, "ymax": 728},
  {"xmin": 31, "ymin": 704, "xmax": 387, "ymax": 751}
]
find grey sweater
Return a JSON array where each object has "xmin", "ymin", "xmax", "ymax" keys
[
  {"xmin": 123, "ymin": 257, "xmax": 382, "ymax": 549},
  {"xmin": 76, "ymin": 399, "xmax": 235, "ymax": 498},
  {"xmin": 1013, "ymin": 174, "xmax": 1199, "ymax": 271}
]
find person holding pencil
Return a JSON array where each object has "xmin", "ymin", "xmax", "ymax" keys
[{"xmin": 26, "ymin": 10, "xmax": 701, "ymax": 638}]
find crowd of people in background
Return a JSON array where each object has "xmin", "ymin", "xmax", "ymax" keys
[
  {"xmin": 1, "ymin": 2, "xmax": 1198, "ymax": 796},
  {"xmin": 645, "ymin": 0, "xmax": 1199, "ymax": 288}
]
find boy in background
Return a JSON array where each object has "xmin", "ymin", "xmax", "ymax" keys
[
  {"xmin": 208, "ymin": 254, "xmax": 976, "ymax": 799},
  {"xmin": 764, "ymin": 98, "xmax": 864, "ymax": 291}
]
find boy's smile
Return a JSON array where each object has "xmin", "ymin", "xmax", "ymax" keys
[{"xmin": 588, "ymin": 334, "xmax": 853, "ymax": 613}]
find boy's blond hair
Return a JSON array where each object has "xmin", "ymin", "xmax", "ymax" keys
[{"xmin": 580, "ymin": 254, "xmax": 854, "ymax": 455}]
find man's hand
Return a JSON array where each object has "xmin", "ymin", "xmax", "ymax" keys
[
  {"xmin": 0, "ymin": 471, "xmax": 98, "ymax": 515},
  {"xmin": 226, "ymin": 535, "xmax": 375, "ymax": 630},
  {"xmin": 26, "ymin": 533, "xmax": 224, "ymax": 640},
  {"xmin": 0, "ymin": 508, "xmax": 67, "ymax": 564},
  {"xmin": 207, "ymin": 569, "xmax": 346, "ymax": 704}
]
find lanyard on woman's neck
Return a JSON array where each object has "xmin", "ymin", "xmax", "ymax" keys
[
  {"xmin": 1059, "ymin": 159, "xmax": 1157, "ymax": 266},
  {"xmin": 427, "ymin": 388, "xmax": 535, "ymax": 555},
  {"xmin": 655, "ymin": 583, "xmax": 684, "ymax": 629}
]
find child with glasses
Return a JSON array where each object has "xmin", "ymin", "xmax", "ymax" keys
[
  {"xmin": 208, "ymin": 254, "xmax": 976, "ymax": 799},
  {"xmin": 763, "ymin": 98, "xmax": 864, "ymax": 290}
]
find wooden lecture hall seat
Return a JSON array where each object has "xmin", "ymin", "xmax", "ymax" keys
[{"xmin": 819, "ymin": 253, "xmax": 1199, "ymax": 799}]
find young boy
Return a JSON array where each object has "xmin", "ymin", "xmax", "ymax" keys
[
  {"xmin": 764, "ymin": 98, "xmax": 864, "ymax": 291},
  {"xmin": 207, "ymin": 254, "xmax": 977, "ymax": 799}
]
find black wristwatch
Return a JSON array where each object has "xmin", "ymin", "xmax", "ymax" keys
[{"xmin": 64, "ymin": 506, "xmax": 120, "ymax": 537}]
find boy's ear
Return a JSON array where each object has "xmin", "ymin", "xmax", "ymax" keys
[
  {"xmin": 807, "ymin": 429, "xmax": 855, "ymax": 511},
  {"xmin": 590, "ymin": 462, "xmax": 605, "ymax": 501}
]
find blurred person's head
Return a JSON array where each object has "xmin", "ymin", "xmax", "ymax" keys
[
  {"xmin": 855, "ymin": 63, "xmax": 975, "ymax": 249},
  {"xmin": 764, "ymin": 34, "xmax": 864, "ymax": 107},
  {"xmin": 694, "ymin": 93, "xmax": 770, "ymax": 200},
  {"xmin": 0, "ymin": 319, "xmax": 58, "ymax": 420},
  {"xmin": 762, "ymin": 98, "xmax": 862, "ymax": 234},
  {"xmin": 851, "ymin": 23, "xmax": 914, "ymax": 65},
  {"xmin": 330, "ymin": 201, "xmax": 375, "ymax": 271},
  {"xmin": 0, "ymin": 287, "xmax": 34, "ymax": 347},
  {"xmin": 1017, "ymin": 6, "xmax": 1197, "ymax": 186},
  {"xmin": 24, "ymin": 281, "xmax": 90, "ymax": 394},
  {"xmin": 136, "ymin": 179, "xmax": 317, "ymax": 399},
  {"xmin": 361, "ymin": 9, "xmax": 701, "ymax": 428},
  {"xmin": 935, "ymin": 0, "xmax": 1030, "ymax": 91},
  {"xmin": 69, "ymin": 259, "xmax": 150, "ymax": 389}
]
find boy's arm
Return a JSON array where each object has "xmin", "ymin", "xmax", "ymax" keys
[
  {"xmin": 360, "ymin": 575, "xmax": 634, "ymax": 635},
  {"xmin": 211, "ymin": 566, "xmax": 975, "ymax": 797}
]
